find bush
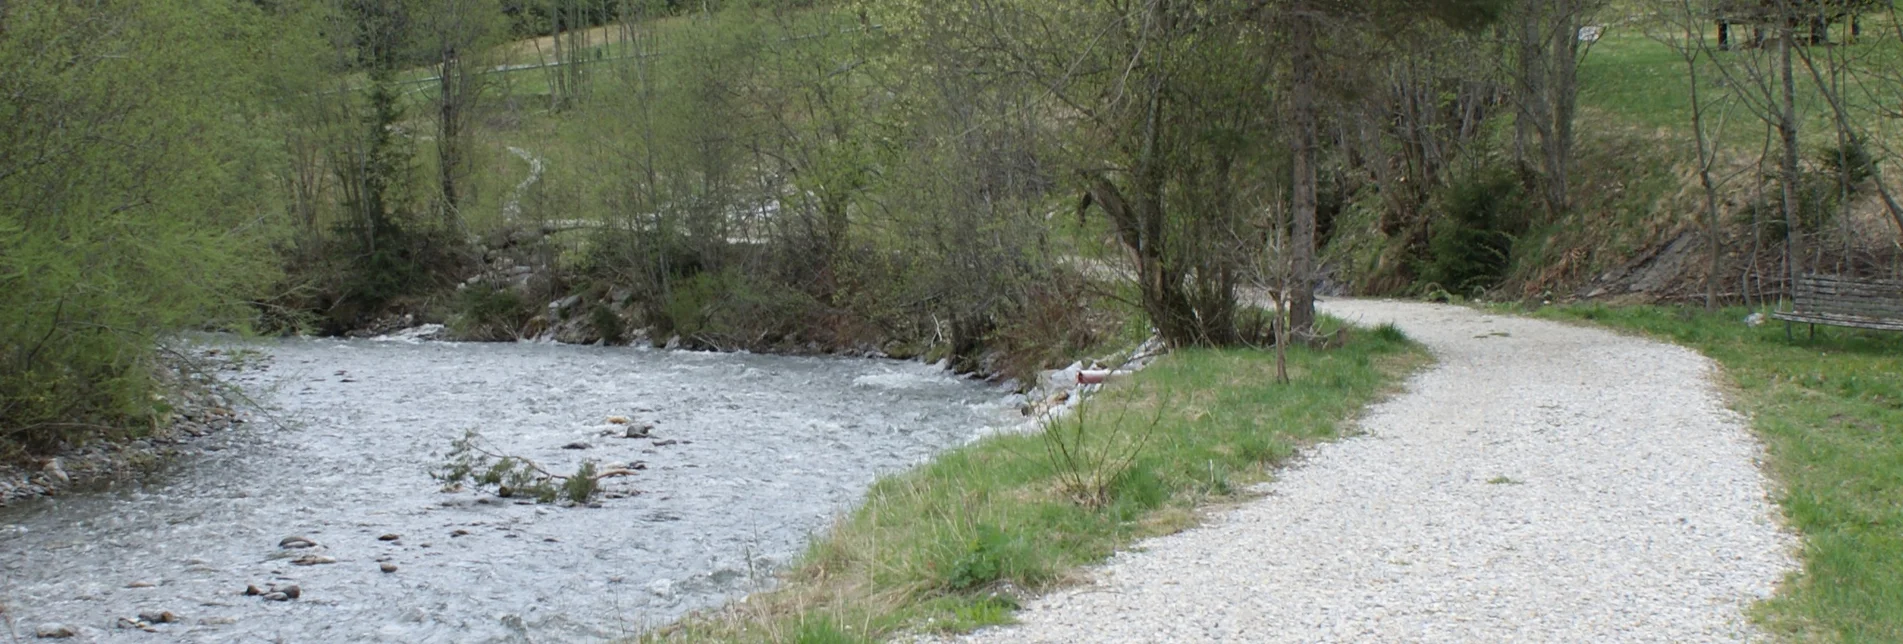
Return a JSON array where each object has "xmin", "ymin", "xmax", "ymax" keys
[
  {"xmin": 656, "ymin": 270, "xmax": 822, "ymax": 349},
  {"xmin": 1419, "ymin": 167, "xmax": 1526, "ymax": 296},
  {"xmin": 0, "ymin": 1, "xmax": 278, "ymax": 456},
  {"xmin": 449, "ymin": 285, "xmax": 535, "ymax": 341}
]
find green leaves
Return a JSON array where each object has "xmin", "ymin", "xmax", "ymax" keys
[{"xmin": 0, "ymin": 0, "xmax": 280, "ymax": 451}]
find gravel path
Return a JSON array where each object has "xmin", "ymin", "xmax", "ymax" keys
[{"xmin": 958, "ymin": 299, "xmax": 1795, "ymax": 643}]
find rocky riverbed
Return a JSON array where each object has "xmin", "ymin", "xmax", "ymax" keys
[
  {"xmin": 0, "ymin": 348, "xmax": 261, "ymax": 507},
  {"xmin": 0, "ymin": 335, "xmax": 1013, "ymax": 642}
]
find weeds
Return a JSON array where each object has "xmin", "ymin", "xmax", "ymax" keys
[
  {"xmin": 432, "ymin": 429, "xmax": 637, "ymax": 504},
  {"xmin": 1041, "ymin": 368, "xmax": 1171, "ymax": 507}
]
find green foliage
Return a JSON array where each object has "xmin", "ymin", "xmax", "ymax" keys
[
  {"xmin": 588, "ymin": 304, "xmax": 627, "ymax": 344},
  {"xmin": 1419, "ymin": 166, "xmax": 1526, "ymax": 296},
  {"xmin": 789, "ymin": 615, "xmax": 874, "ymax": 644},
  {"xmin": 656, "ymin": 270, "xmax": 822, "ymax": 349},
  {"xmin": 1371, "ymin": 322, "xmax": 1411, "ymax": 345},
  {"xmin": 450, "ymin": 285, "xmax": 535, "ymax": 341},
  {"xmin": 433, "ymin": 429, "xmax": 604, "ymax": 505},
  {"xmin": 1819, "ymin": 135, "xmax": 1875, "ymax": 189},
  {"xmin": 0, "ymin": 0, "xmax": 280, "ymax": 453},
  {"xmin": 945, "ymin": 525, "xmax": 1027, "ymax": 592}
]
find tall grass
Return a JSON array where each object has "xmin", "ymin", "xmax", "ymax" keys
[
  {"xmin": 1538, "ymin": 304, "xmax": 1903, "ymax": 641},
  {"xmin": 648, "ymin": 318, "xmax": 1427, "ymax": 642}
]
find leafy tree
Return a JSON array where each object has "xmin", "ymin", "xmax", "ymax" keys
[{"xmin": 0, "ymin": 0, "xmax": 280, "ymax": 452}]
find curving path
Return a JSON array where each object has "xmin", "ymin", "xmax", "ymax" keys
[{"xmin": 959, "ymin": 299, "xmax": 1795, "ymax": 643}]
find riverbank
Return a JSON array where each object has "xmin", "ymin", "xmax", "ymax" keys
[
  {"xmin": 0, "ymin": 336, "xmax": 1015, "ymax": 642},
  {"xmin": 1525, "ymin": 304, "xmax": 1903, "ymax": 642},
  {"xmin": 647, "ymin": 315, "xmax": 1427, "ymax": 642},
  {"xmin": 0, "ymin": 347, "xmax": 262, "ymax": 506}
]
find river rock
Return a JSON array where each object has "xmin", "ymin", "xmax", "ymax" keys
[
  {"xmin": 278, "ymin": 536, "xmax": 317, "ymax": 549},
  {"xmin": 34, "ymin": 623, "xmax": 76, "ymax": 638},
  {"xmin": 562, "ymin": 441, "xmax": 591, "ymax": 450},
  {"xmin": 244, "ymin": 584, "xmax": 265, "ymax": 596},
  {"xmin": 624, "ymin": 423, "xmax": 653, "ymax": 439},
  {"xmin": 137, "ymin": 610, "xmax": 181, "ymax": 624},
  {"xmin": 290, "ymin": 554, "xmax": 336, "ymax": 565},
  {"xmin": 380, "ymin": 563, "xmax": 399, "ymax": 573},
  {"xmin": 378, "ymin": 533, "xmax": 400, "ymax": 541},
  {"xmin": 262, "ymin": 592, "xmax": 289, "ymax": 602},
  {"xmin": 125, "ymin": 580, "xmax": 157, "ymax": 588},
  {"xmin": 42, "ymin": 458, "xmax": 68, "ymax": 484}
]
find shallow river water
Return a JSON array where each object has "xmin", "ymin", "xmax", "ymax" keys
[{"xmin": 0, "ymin": 337, "xmax": 1010, "ymax": 642}]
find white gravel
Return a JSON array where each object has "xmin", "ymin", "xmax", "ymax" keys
[{"xmin": 955, "ymin": 299, "xmax": 1796, "ymax": 643}]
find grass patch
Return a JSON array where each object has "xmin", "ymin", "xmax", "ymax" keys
[
  {"xmin": 645, "ymin": 317, "xmax": 1428, "ymax": 642},
  {"xmin": 1530, "ymin": 303, "xmax": 1903, "ymax": 641}
]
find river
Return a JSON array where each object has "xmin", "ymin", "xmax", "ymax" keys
[{"xmin": 0, "ymin": 336, "xmax": 1011, "ymax": 642}]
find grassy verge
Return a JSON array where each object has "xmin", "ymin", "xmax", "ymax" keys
[
  {"xmin": 646, "ymin": 319, "xmax": 1427, "ymax": 643},
  {"xmin": 1527, "ymin": 303, "xmax": 1903, "ymax": 641}
]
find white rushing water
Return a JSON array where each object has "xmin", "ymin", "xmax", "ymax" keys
[{"xmin": 1, "ymin": 337, "xmax": 1013, "ymax": 642}]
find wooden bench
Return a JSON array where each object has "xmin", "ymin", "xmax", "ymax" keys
[{"xmin": 1771, "ymin": 273, "xmax": 1903, "ymax": 339}]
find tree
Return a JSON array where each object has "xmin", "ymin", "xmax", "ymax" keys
[
  {"xmin": 1280, "ymin": 0, "xmax": 1506, "ymax": 331},
  {"xmin": 416, "ymin": 0, "xmax": 506, "ymax": 226},
  {"xmin": 0, "ymin": 0, "xmax": 279, "ymax": 451},
  {"xmin": 1649, "ymin": 0, "xmax": 1734, "ymax": 310},
  {"xmin": 1508, "ymin": 0, "xmax": 1601, "ymax": 222}
]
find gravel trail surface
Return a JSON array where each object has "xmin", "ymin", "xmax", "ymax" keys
[{"xmin": 959, "ymin": 299, "xmax": 1794, "ymax": 643}]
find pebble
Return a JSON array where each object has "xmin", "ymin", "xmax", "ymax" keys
[
  {"xmin": 378, "ymin": 533, "xmax": 400, "ymax": 541},
  {"xmin": 279, "ymin": 536, "xmax": 317, "ymax": 549},
  {"xmin": 34, "ymin": 623, "xmax": 76, "ymax": 638},
  {"xmin": 381, "ymin": 563, "xmax": 399, "ymax": 573},
  {"xmin": 137, "ymin": 610, "xmax": 181, "ymax": 624}
]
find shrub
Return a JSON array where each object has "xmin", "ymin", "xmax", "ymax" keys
[
  {"xmin": 1419, "ymin": 167, "xmax": 1526, "ymax": 296},
  {"xmin": 449, "ymin": 285, "xmax": 535, "ymax": 341}
]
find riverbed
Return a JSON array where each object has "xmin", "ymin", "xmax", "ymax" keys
[{"xmin": 0, "ymin": 336, "xmax": 1011, "ymax": 642}]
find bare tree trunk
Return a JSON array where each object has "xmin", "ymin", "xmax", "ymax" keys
[
  {"xmin": 1288, "ymin": 5, "xmax": 1318, "ymax": 334},
  {"xmin": 1669, "ymin": 0, "xmax": 1725, "ymax": 310},
  {"xmin": 437, "ymin": 45, "xmax": 464, "ymax": 222},
  {"xmin": 1545, "ymin": 0, "xmax": 1577, "ymax": 218},
  {"xmin": 1777, "ymin": 21, "xmax": 1803, "ymax": 283},
  {"xmin": 1516, "ymin": 0, "xmax": 1547, "ymax": 181}
]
